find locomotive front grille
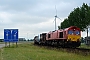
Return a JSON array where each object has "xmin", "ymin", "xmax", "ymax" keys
[{"xmin": 67, "ymin": 35, "xmax": 81, "ymax": 42}]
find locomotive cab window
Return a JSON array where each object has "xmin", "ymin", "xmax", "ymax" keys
[
  {"xmin": 59, "ymin": 32, "xmax": 63, "ymax": 38},
  {"xmin": 75, "ymin": 30, "xmax": 80, "ymax": 35},
  {"xmin": 48, "ymin": 34, "xmax": 51, "ymax": 38},
  {"xmin": 68, "ymin": 30, "xmax": 73, "ymax": 35}
]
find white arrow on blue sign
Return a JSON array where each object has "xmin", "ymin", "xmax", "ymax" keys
[{"xmin": 4, "ymin": 29, "xmax": 18, "ymax": 42}]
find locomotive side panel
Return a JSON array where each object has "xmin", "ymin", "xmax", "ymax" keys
[
  {"xmin": 52, "ymin": 31, "xmax": 58, "ymax": 39},
  {"xmin": 46, "ymin": 30, "xmax": 67, "ymax": 41},
  {"xmin": 57, "ymin": 30, "xmax": 67, "ymax": 40}
]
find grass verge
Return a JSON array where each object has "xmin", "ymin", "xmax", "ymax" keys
[
  {"xmin": 79, "ymin": 43, "xmax": 90, "ymax": 49},
  {"xmin": 0, "ymin": 43, "xmax": 90, "ymax": 60}
]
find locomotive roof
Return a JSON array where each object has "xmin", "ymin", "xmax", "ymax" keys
[
  {"xmin": 64, "ymin": 26, "xmax": 80, "ymax": 31},
  {"xmin": 47, "ymin": 26, "xmax": 80, "ymax": 34},
  {"xmin": 48, "ymin": 29, "xmax": 64, "ymax": 33}
]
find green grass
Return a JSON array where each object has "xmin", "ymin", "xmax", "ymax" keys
[
  {"xmin": 79, "ymin": 43, "xmax": 90, "ymax": 49},
  {"xmin": 0, "ymin": 43, "xmax": 90, "ymax": 60},
  {"xmin": 0, "ymin": 42, "xmax": 4, "ymax": 44}
]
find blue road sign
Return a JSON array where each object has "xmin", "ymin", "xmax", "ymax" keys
[{"xmin": 4, "ymin": 29, "xmax": 18, "ymax": 42}]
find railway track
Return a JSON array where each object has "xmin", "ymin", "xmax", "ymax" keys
[
  {"xmin": 63, "ymin": 47, "xmax": 90, "ymax": 55},
  {"xmin": 34, "ymin": 44, "xmax": 90, "ymax": 56},
  {"xmin": 64, "ymin": 47, "xmax": 90, "ymax": 52},
  {"xmin": 75, "ymin": 47, "xmax": 90, "ymax": 51}
]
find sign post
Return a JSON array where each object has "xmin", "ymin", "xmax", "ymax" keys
[{"xmin": 4, "ymin": 29, "xmax": 18, "ymax": 47}]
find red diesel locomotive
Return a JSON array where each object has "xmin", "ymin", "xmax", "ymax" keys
[{"xmin": 34, "ymin": 26, "xmax": 81, "ymax": 47}]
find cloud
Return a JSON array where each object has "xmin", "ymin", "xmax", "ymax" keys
[
  {"xmin": 0, "ymin": 0, "xmax": 90, "ymax": 39},
  {"xmin": 0, "ymin": 12, "xmax": 13, "ymax": 24},
  {"xmin": 10, "ymin": 13, "xmax": 49, "ymax": 24}
]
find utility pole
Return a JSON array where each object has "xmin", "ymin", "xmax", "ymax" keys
[{"xmin": 87, "ymin": 28, "xmax": 88, "ymax": 37}]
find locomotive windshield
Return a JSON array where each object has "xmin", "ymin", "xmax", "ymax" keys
[
  {"xmin": 68, "ymin": 30, "xmax": 80, "ymax": 35},
  {"xmin": 68, "ymin": 30, "xmax": 73, "ymax": 34},
  {"xmin": 74, "ymin": 30, "xmax": 80, "ymax": 35}
]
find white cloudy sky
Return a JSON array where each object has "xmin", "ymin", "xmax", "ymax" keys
[{"xmin": 0, "ymin": 0, "xmax": 90, "ymax": 39}]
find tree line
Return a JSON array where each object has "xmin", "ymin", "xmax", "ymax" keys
[{"xmin": 58, "ymin": 3, "xmax": 90, "ymax": 31}]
